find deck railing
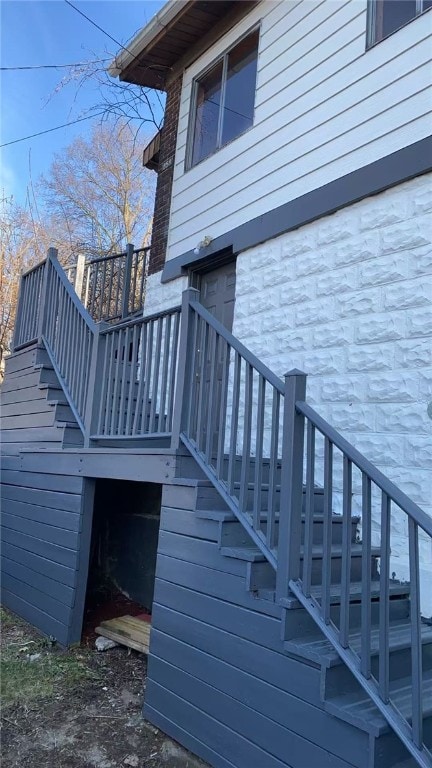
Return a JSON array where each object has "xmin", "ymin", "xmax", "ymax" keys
[
  {"xmin": 65, "ymin": 244, "xmax": 149, "ymax": 322},
  {"xmin": 91, "ymin": 307, "xmax": 181, "ymax": 440}
]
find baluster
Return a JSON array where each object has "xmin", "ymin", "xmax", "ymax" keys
[
  {"xmin": 321, "ymin": 438, "xmax": 333, "ymax": 623},
  {"xmin": 379, "ymin": 492, "xmax": 391, "ymax": 703},
  {"xmin": 340, "ymin": 456, "xmax": 352, "ymax": 648},
  {"xmin": 101, "ymin": 332, "xmax": 115, "ymax": 435},
  {"xmin": 267, "ymin": 389, "xmax": 280, "ymax": 549},
  {"xmin": 133, "ymin": 322, "xmax": 148, "ymax": 434},
  {"xmin": 253, "ymin": 376, "xmax": 265, "ymax": 533},
  {"xmin": 239, "ymin": 363, "xmax": 253, "ymax": 514},
  {"xmin": 216, "ymin": 338, "xmax": 230, "ymax": 481},
  {"xmin": 109, "ymin": 329, "xmax": 123, "ymax": 435},
  {"xmin": 166, "ymin": 310, "xmax": 180, "ymax": 431},
  {"xmin": 276, "ymin": 370, "xmax": 306, "ymax": 602},
  {"xmin": 159, "ymin": 314, "xmax": 171, "ymax": 431},
  {"xmin": 118, "ymin": 326, "xmax": 131, "ymax": 435},
  {"xmin": 303, "ymin": 421, "xmax": 315, "ymax": 598},
  {"xmin": 125, "ymin": 324, "xmax": 139, "ymax": 435},
  {"xmin": 227, "ymin": 352, "xmax": 241, "ymax": 496},
  {"xmin": 195, "ymin": 319, "xmax": 209, "ymax": 452},
  {"xmin": 121, "ymin": 243, "xmax": 134, "ymax": 319},
  {"xmin": 141, "ymin": 320, "xmax": 154, "ymax": 433},
  {"xmin": 149, "ymin": 317, "xmax": 163, "ymax": 432},
  {"xmin": 361, "ymin": 474, "xmax": 372, "ymax": 678},
  {"xmin": 204, "ymin": 328, "xmax": 218, "ymax": 462},
  {"xmin": 408, "ymin": 517, "xmax": 423, "ymax": 748}
]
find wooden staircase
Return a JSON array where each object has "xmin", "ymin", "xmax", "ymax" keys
[
  {"xmin": 6, "ymin": 257, "xmax": 432, "ymax": 767},
  {"xmin": 172, "ymin": 466, "xmax": 432, "ymax": 768}
]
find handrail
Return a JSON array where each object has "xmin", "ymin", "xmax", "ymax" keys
[
  {"xmin": 297, "ymin": 401, "xmax": 431, "ymax": 535},
  {"xmin": 98, "ymin": 304, "xmax": 181, "ymax": 335},
  {"xmin": 48, "ymin": 255, "xmax": 96, "ymax": 332},
  {"xmin": 190, "ymin": 300, "xmax": 284, "ymax": 395},
  {"xmin": 21, "ymin": 258, "xmax": 46, "ymax": 279}
]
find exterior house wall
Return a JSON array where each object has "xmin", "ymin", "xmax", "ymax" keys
[
  {"xmin": 232, "ymin": 173, "xmax": 432, "ymax": 603},
  {"xmin": 167, "ymin": 0, "xmax": 432, "ymax": 261}
]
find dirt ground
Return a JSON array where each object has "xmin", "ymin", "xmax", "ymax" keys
[{"xmin": 0, "ymin": 608, "xmax": 209, "ymax": 768}]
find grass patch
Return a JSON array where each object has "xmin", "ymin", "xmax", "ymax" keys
[{"xmin": 1, "ymin": 608, "xmax": 97, "ymax": 709}]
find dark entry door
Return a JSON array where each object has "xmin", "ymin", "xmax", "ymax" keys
[
  {"xmin": 192, "ymin": 260, "xmax": 236, "ymax": 457},
  {"xmin": 198, "ymin": 261, "xmax": 236, "ymax": 331}
]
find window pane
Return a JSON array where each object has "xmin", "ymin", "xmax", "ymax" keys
[
  {"xmin": 192, "ymin": 61, "xmax": 223, "ymax": 165},
  {"xmin": 221, "ymin": 30, "xmax": 259, "ymax": 146},
  {"xmin": 381, "ymin": 0, "xmax": 416, "ymax": 39}
]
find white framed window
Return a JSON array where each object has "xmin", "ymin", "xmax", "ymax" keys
[
  {"xmin": 367, "ymin": 0, "xmax": 432, "ymax": 47},
  {"xmin": 186, "ymin": 28, "xmax": 260, "ymax": 170}
]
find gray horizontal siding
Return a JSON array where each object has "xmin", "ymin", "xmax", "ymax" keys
[
  {"xmin": 156, "ymin": 553, "xmax": 280, "ymax": 618},
  {"xmin": 150, "ymin": 627, "xmax": 366, "ymax": 765},
  {"xmin": 1, "ymin": 498, "xmax": 81, "ymax": 532},
  {"xmin": 147, "ymin": 658, "xmax": 356, "ymax": 768},
  {"xmin": 1, "ymin": 484, "xmax": 82, "ymax": 513},
  {"xmin": 1, "ymin": 470, "xmax": 83, "ymax": 495},
  {"xmin": 147, "ymin": 492, "xmax": 362, "ymax": 768},
  {"xmin": 0, "ymin": 477, "xmax": 90, "ymax": 645},
  {"xmin": 2, "ymin": 556, "xmax": 75, "ymax": 605},
  {"xmin": 1, "ymin": 588, "xmax": 69, "ymax": 646}
]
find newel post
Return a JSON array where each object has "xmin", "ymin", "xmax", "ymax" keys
[
  {"xmin": 121, "ymin": 243, "xmax": 134, "ymax": 319},
  {"xmin": 37, "ymin": 247, "xmax": 58, "ymax": 341},
  {"xmin": 276, "ymin": 369, "xmax": 307, "ymax": 603},
  {"xmin": 83, "ymin": 322, "xmax": 106, "ymax": 446},
  {"xmin": 74, "ymin": 253, "xmax": 86, "ymax": 301},
  {"xmin": 171, "ymin": 287, "xmax": 200, "ymax": 449}
]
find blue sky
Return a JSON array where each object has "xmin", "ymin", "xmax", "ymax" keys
[{"xmin": 0, "ymin": 0, "xmax": 165, "ymax": 205}]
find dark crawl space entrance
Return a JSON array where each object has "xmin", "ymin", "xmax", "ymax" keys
[{"xmin": 82, "ymin": 479, "xmax": 162, "ymax": 652}]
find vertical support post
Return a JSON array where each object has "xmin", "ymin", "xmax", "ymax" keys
[
  {"xmin": 37, "ymin": 247, "xmax": 58, "ymax": 341},
  {"xmin": 121, "ymin": 243, "xmax": 134, "ymax": 319},
  {"xmin": 74, "ymin": 253, "xmax": 86, "ymax": 302},
  {"xmin": 83, "ymin": 322, "xmax": 105, "ymax": 446},
  {"xmin": 276, "ymin": 369, "xmax": 307, "ymax": 602},
  {"xmin": 171, "ymin": 287, "xmax": 200, "ymax": 449},
  {"xmin": 12, "ymin": 268, "xmax": 25, "ymax": 352}
]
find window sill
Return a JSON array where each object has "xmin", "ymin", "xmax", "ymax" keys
[{"xmin": 366, "ymin": 5, "xmax": 432, "ymax": 50}]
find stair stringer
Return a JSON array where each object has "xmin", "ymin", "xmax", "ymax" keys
[
  {"xmin": 288, "ymin": 580, "xmax": 432, "ymax": 768},
  {"xmin": 180, "ymin": 433, "xmax": 277, "ymax": 570},
  {"xmin": 36, "ymin": 341, "xmax": 85, "ymax": 445}
]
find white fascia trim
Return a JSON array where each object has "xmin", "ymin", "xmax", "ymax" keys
[{"xmin": 108, "ymin": 0, "xmax": 190, "ymax": 78}]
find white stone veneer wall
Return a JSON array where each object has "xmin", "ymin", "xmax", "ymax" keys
[
  {"xmin": 233, "ymin": 174, "xmax": 432, "ymax": 611},
  {"xmin": 143, "ymin": 272, "xmax": 188, "ymax": 317}
]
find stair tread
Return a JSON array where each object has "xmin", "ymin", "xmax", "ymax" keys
[
  {"xmin": 326, "ymin": 668, "xmax": 432, "ymax": 734},
  {"xmin": 285, "ymin": 619, "xmax": 432, "ymax": 666},
  {"xmin": 220, "ymin": 546, "xmax": 266, "ymax": 562},
  {"xmin": 281, "ymin": 581, "xmax": 410, "ymax": 610},
  {"xmin": 221, "ymin": 543, "xmax": 380, "ymax": 564}
]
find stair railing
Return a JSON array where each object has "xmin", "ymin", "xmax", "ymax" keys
[
  {"xmin": 284, "ymin": 393, "xmax": 432, "ymax": 768},
  {"xmin": 172, "ymin": 288, "xmax": 287, "ymax": 567},
  {"xmin": 13, "ymin": 259, "xmax": 48, "ymax": 350},
  {"xmin": 89, "ymin": 306, "xmax": 181, "ymax": 441},
  {"xmin": 39, "ymin": 249, "xmax": 97, "ymax": 432}
]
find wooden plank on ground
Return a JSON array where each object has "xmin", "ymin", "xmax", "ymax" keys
[{"xmin": 95, "ymin": 614, "xmax": 151, "ymax": 654}]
